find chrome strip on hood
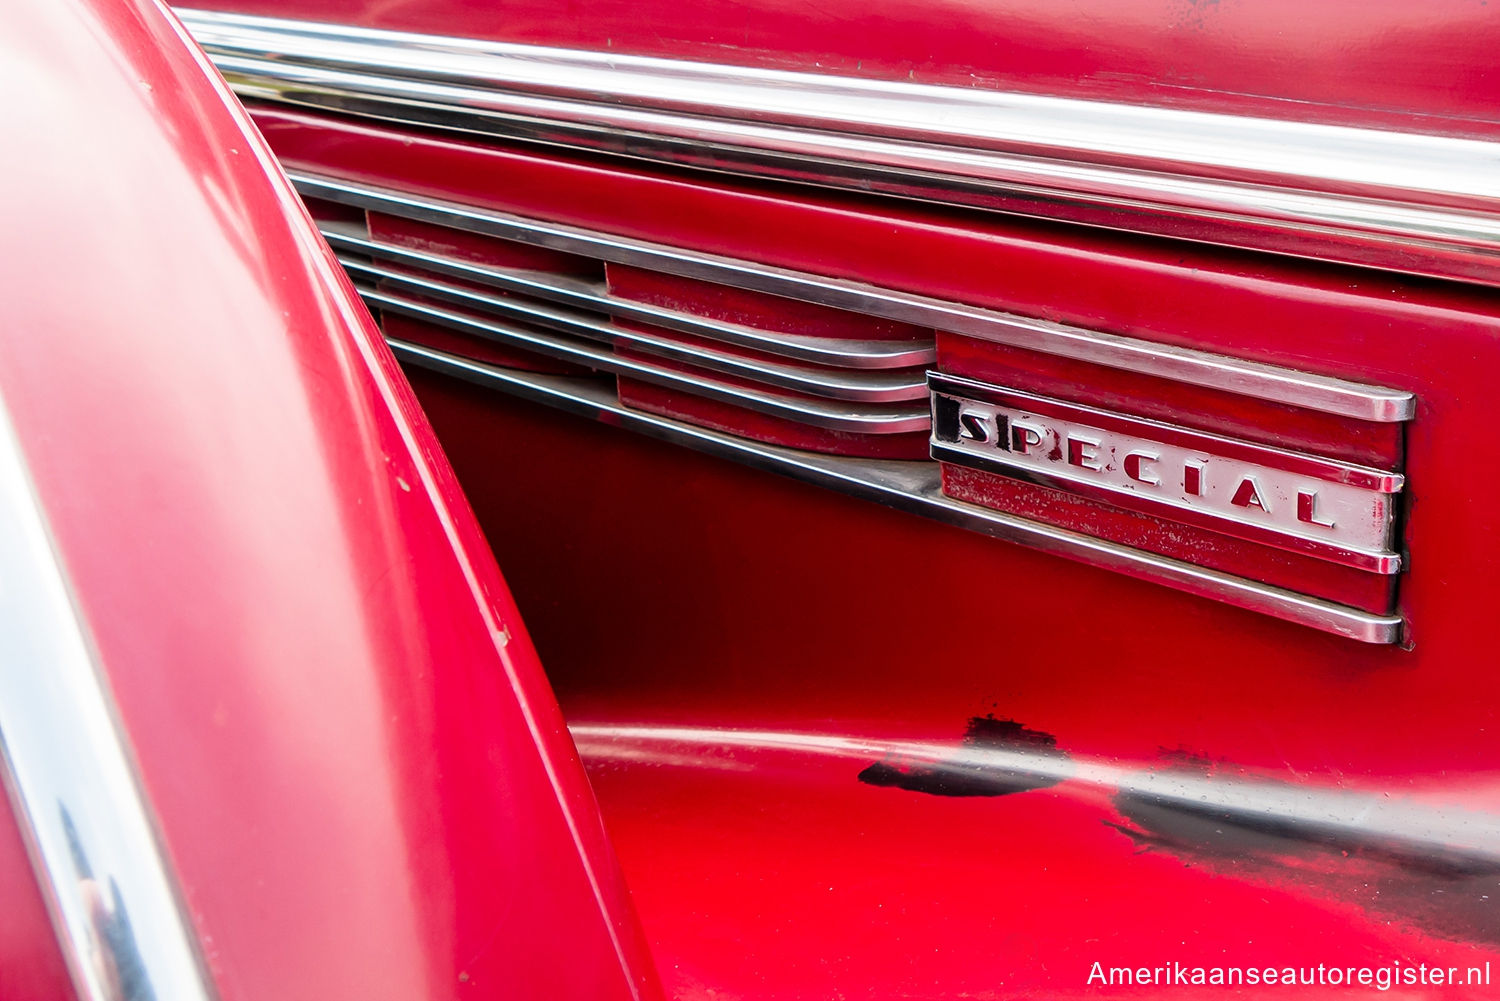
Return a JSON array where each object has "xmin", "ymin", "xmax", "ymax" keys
[{"xmin": 180, "ymin": 8, "xmax": 1500, "ymax": 288}]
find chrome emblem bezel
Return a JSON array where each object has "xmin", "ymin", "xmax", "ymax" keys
[{"xmin": 929, "ymin": 373, "xmax": 1404, "ymax": 574}]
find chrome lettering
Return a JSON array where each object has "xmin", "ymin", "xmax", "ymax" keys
[
  {"xmin": 1123, "ymin": 450, "xmax": 1161, "ymax": 485},
  {"xmin": 1011, "ymin": 422, "xmax": 1045, "ymax": 455},
  {"xmin": 925, "ymin": 375, "xmax": 1402, "ymax": 569},
  {"xmin": 1298, "ymin": 490, "xmax": 1336, "ymax": 528},
  {"xmin": 958, "ymin": 410, "xmax": 991, "ymax": 443},
  {"xmin": 1066, "ymin": 435, "xmax": 1103, "ymax": 471},
  {"xmin": 1183, "ymin": 460, "xmax": 1205, "ymax": 497},
  {"xmin": 1231, "ymin": 476, "xmax": 1270, "ymax": 513}
]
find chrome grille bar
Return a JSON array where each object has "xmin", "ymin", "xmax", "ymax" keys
[
  {"xmin": 342, "ymin": 259, "xmax": 927, "ymax": 402},
  {"xmin": 322, "ymin": 229, "xmax": 934, "ymax": 369},
  {"xmin": 361, "ymin": 289, "xmax": 931, "ymax": 432}
]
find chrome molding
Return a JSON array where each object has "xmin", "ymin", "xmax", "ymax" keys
[
  {"xmin": 180, "ymin": 8, "xmax": 1500, "ymax": 288},
  {"xmin": 296, "ymin": 173, "xmax": 1415, "ymax": 423},
  {"xmin": 364, "ymin": 289, "xmax": 930, "ymax": 432},
  {"xmin": 390, "ymin": 338, "xmax": 1404, "ymax": 643},
  {"xmin": 0, "ymin": 407, "xmax": 216, "ymax": 1000},
  {"xmin": 571, "ymin": 726, "xmax": 1500, "ymax": 867},
  {"xmin": 340, "ymin": 257, "xmax": 927, "ymax": 402},
  {"xmin": 320, "ymin": 227, "xmax": 934, "ymax": 369}
]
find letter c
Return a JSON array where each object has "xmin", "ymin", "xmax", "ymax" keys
[{"xmin": 1123, "ymin": 450, "xmax": 1161, "ymax": 485}]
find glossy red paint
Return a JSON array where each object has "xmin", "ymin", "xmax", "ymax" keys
[
  {"xmin": 225, "ymin": 79, "xmax": 1500, "ymax": 994},
  {"xmin": 0, "ymin": 797, "xmax": 74, "ymax": 998},
  {"xmin": 187, "ymin": 0, "xmax": 1500, "ymax": 135},
  {"xmin": 411, "ymin": 372, "xmax": 1500, "ymax": 1000},
  {"xmin": 0, "ymin": 1, "xmax": 658, "ymax": 999},
  {"xmin": 26, "ymin": 0, "xmax": 1500, "ymax": 994}
]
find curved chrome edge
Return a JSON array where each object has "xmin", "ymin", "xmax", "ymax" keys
[
  {"xmin": 296, "ymin": 173, "xmax": 1416, "ymax": 423},
  {"xmin": 570, "ymin": 726, "xmax": 1500, "ymax": 864},
  {"xmin": 179, "ymin": 8, "xmax": 1500, "ymax": 289},
  {"xmin": 319, "ymin": 227, "xmax": 937, "ymax": 369},
  {"xmin": 0, "ymin": 405, "xmax": 217, "ymax": 1001},
  {"xmin": 366, "ymin": 289, "xmax": 931, "ymax": 432},
  {"xmin": 340, "ymin": 257, "xmax": 928, "ymax": 401},
  {"xmin": 390, "ymin": 339, "xmax": 1404, "ymax": 644}
]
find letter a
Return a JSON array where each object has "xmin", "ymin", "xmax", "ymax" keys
[{"xmin": 1231, "ymin": 476, "xmax": 1269, "ymax": 512}]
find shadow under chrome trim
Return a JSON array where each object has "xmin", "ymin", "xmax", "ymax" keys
[
  {"xmin": 296, "ymin": 173, "xmax": 1414, "ymax": 424},
  {"xmin": 391, "ymin": 339, "xmax": 1404, "ymax": 644},
  {"xmin": 179, "ymin": 8, "xmax": 1500, "ymax": 289}
]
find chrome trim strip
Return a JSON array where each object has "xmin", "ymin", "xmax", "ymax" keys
[
  {"xmin": 342, "ymin": 257, "xmax": 928, "ymax": 401},
  {"xmin": 389, "ymin": 338, "xmax": 1403, "ymax": 644},
  {"xmin": 180, "ymin": 8, "xmax": 1500, "ymax": 288},
  {"xmin": 295, "ymin": 173, "xmax": 1416, "ymax": 423},
  {"xmin": 0, "ymin": 408, "xmax": 216, "ymax": 1000},
  {"xmin": 320, "ymin": 227, "xmax": 935, "ymax": 370},
  {"xmin": 571, "ymin": 726, "xmax": 1500, "ymax": 867},
  {"xmin": 364, "ymin": 288, "xmax": 930, "ymax": 432}
]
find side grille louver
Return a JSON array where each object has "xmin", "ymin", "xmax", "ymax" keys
[
  {"xmin": 301, "ymin": 175, "xmax": 935, "ymax": 456},
  {"xmin": 320, "ymin": 230, "xmax": 932, "ymax": 369},
  {"xmin": 338, "ymin": 257, "xmax": 929, "ymax": 406},
  {"xmin": 295, "ymin": 170, "xmax": 1406, "ymax": 643}
]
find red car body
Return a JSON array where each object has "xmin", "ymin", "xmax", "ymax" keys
[
  {"xmin": 0, "ymin": 2, "xmax": 655, "ymax": 998},
  {"xmin": 4, "ymin": 0, "xmax": 1500, "ymax": 998}
]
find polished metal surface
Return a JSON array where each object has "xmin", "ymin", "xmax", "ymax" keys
[
  {"xmin": 180, "ymin": 8, "xmax": 1500, "ymax": 288},
  {"xmin": 930, "ymin": 374, "xmax": 1403, "ymax": 573},
  {"xmin": 0, "ymin": 407, "xmax": 216, "ymax": 1001},
  {"xmin": 297, "ymin": 173, "xmax": 1415, "ymax": 423},
  {"xmin": 363, "ymin": 288, "xmax": 930, "ymax": 432},
  {"xmin": 340, "ymin": 257, "xmax": 928, "ymax": 402},
  {"xmin": 570, "ymin": 725, "xmax": 1500, "ymax": 867},
  {"xmin": 320, "ymin": 226, "xmax": 935, "ymax": 369},
  {"xmin": 389, "ymin": 338, "xmax": 1404, "ymax": 643}
]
